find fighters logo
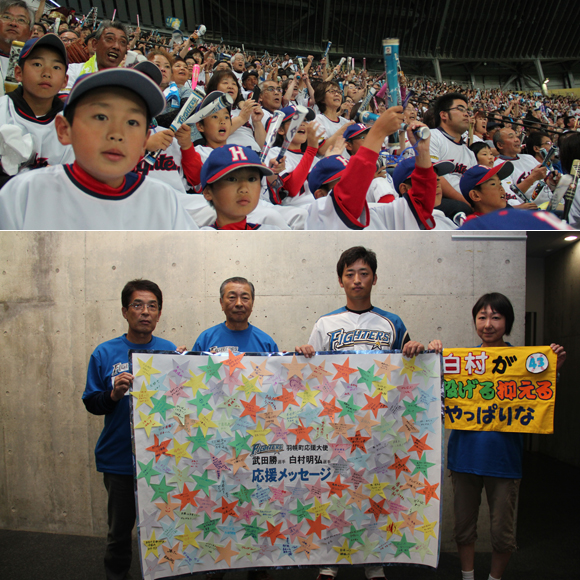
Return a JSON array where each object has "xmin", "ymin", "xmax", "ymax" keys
[
  {"xmin": 112, "ymin": 362, "xmax": 130, "ymax": 376},
  {"xmin": 251, "ymin": 443, "xmax": 283, "ymax": 455},
  {"xmin": 327, "ymin": 328, "xmax": 393, "ymax": 351}
]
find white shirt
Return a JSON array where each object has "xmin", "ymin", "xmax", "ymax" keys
[
  {"xmin": 0, "ymin": 165, "xmax": 198, "ymax": 230},
  {"xmin": 429, "ymin": 127, "xmax": 477, "ymax": 193}
]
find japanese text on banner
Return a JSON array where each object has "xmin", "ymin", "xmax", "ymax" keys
[{"xmin": 443, "ymin": 346, "xmax": 556, "ymax": 434}]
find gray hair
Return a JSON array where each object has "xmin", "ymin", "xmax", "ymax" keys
[
  {"xmin": 219, "ymin": 277, "xmax": 255, "ymax": 300},
  {"xmin": 0, "ymin": 0, "xmax": 34, "ymax": 27},
  {"xmin": 94, "ymin": 19, "xmax": 127, "ymax": 41}
]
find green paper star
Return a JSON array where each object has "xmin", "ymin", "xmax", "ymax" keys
[
  {"xmin": 192, "ymin": 471, "xmax": 217, "ymax": 495},
  {"xmin": 199, "ymin": 356, "xmax": 223, "ymax": 381},
  {"xmin": 186, "ymin": 427, "xmax": 214, "ymax": 453},
  {"xmin": 196, "ymin": 513, "xmax": 220, "ymax": 539},
  {"xmin": 149, "ymin": 396, "xmax": 175, "ymax": 420},
  {"xmin": 167, "ymin": 465, "xmax": 192, "ymax": 491},
  {"xmin": 342, "ymin": 524, "xmax": 366, "ymax": 548},
  {"xmin": 357, "ymin": 364, "xmax": 381, "ymax": 390},
  {"xmin": 360, "ymin": 536, "xmax": 380, "ymax": 559},
  {"xmin": 338, "ymin": 395, "xmax": 362, "ymax": 422},
  {"xmin": 402, "ymin": 397, "xmax": 426, "ymax": 422},
  {"xmin": 232, "ymin": 485, "xmax": 255, "ymax": 505},
  {"xmin": 410, "ymin": 455, "xmax": 436, "ymax": 478},
  {"xmin": 392, "ymin": 532, "xmax": 416, "ymax": 558},
  {"xmin": 240, "ymin": 517, "xmax": 267, "ymax": 542},
  {"xmin": 137, "ymin": 458, "xmax": 160, "ymax": 486},
  {"xmin": 231, "ymin": 431, "xmax": 252, "ymax": 456},
  {"xmin": 189, "ymin": 390, "xmax": 213, "ymax": 415},
  {"xmin": 290, "ymin": 499, "xmax": 314, "ymax": 523},
  {"xmin": 150, "ymin": 475, "xmax": 176, "ymax": 502}
]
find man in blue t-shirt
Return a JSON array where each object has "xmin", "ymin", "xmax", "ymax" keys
[
  {"xmin": 82, "ymin": 279, "xmax": 176, "ymax": 580},
  {"xmin": 192, "ymin": 276, "xmax": 278, "ymax": 353}
]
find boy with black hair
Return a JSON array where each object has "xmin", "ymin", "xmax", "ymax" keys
[
  {"xmin": 0, "ymin": 34, "xmax": 72, "ymax": 186},
  {"xmin": 0, "ymin": 67, "xmax": 197, "ymax": 229},
  {"xmin": 459, "ymin": 162, "xmax": 514, "ymax": 222},
  {"xmin": 200, "ymin": 143, "xmax": 283, "ymax": 230}
]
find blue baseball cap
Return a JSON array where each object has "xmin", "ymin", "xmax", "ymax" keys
[
  {"xmin": 459, "ymin": 162, "xmax": 514, "ymax": 202},
  {"xmin": 392, "ymin": 157, "xmax": 454, "ymax": 191},
  {"xmin": 64, "ymin": 68, "xmax": 165, "ymax": 117},
  {"xmin": 307, "ymin": 155, "xmax": 349, "ymax": 192},
  {"xmin": 343, "ymin": 123, "xmax": 369, "ymax": 141},
  {"xmin": 18, "ymin": 33, "xmax": 68, "ymax": 67},
  {"xmin": 200, "ymin": 144, "xmax": 273, "ymax": 189}
]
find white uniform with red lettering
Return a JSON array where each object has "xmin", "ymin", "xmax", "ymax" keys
[
  {"xmin": 0, "ymin": 164, "xmax": 198, "ymax": 230},
  {"xmin": 0, "ymin": 95, "xmax": 74, "ymax": 171},
  {"xmin": 494, "ymin": 154, "xmax": 551, "ymax": 205},
  {"xmin": 429, "ymin": 127, "xmax": 476, "ymax": 193}
]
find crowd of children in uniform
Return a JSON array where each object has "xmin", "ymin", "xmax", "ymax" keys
[{"xmin": 0, "ymin": 8, "xmax": 577, "ymax": 230}]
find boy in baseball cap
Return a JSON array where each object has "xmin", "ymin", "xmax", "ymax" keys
[
  {"xmin": 200, "ymin": 143, "xmax": 281, "ymax": 230},
  {"xmin": 0, "ymin": 34, "xmax": 71, "ymax": 185},
  {"xmin": 0, "ymin": 67, "xmax": 197, "ymax": 229},
  {"xmin": 459, "ymin": 162, "xmax": 514, "ymax": 222}
]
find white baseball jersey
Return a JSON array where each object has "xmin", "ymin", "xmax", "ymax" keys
[
  {"xmin": 305, "ymin": 153, "xmax": 436, "ymax": 230},
  {"xmin": 135, "ymin": 126, "xmax": 190, "ymax": 193},
  {"xmin": 306, "ymin": 194, "xmax": 425, "ymax": 230},
  {"xmin": 314, "ymin": 113, "xmax": 350, "ymax": 139},
  {"xmin": 228, "ymin": 109, "xmax": 260, "ymax": 152},
  {"xmin": 0, "ymin": 164, "xmax": 198, "ymax": 230},
  {"xmin": 308, "ymin": 306, "xmax": 409, "ymax": 352},
  {"xmin": 429, "ymin": 127, "xmax": 476, "ymax": 192},
  {"xmin": 367, "ymin": 174, "xmax": 398, "ymax": 204},
  {"xmin": 265, "ymin": 147, "xmax": 318, "ymax": 207},
  {"xmin": 494, "ymin": 154, "xmax": 551, "ymax": 205},
  {"xmin": 0, "ymin": 95, "xmax": 74, "ymax": 172}
]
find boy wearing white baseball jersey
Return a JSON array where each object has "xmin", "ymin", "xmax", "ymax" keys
[
  {"xmin": 0, "ymin": 68, "xmax": 197, "ymax": 229},
  {"xmin": 0, "ymin": 34, "xmax": 73, "ymax": 186}
]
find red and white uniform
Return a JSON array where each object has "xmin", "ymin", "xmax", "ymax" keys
[
  {"xmin": 305, "ymin": 147, "xmax": 436, "ymax": 230},
  {"xmin": 0, "ymin": 94, "xmax": 74, "ymax": 172},
  {"xmin": 265, "ymin": 146, "xmax": 319, "ymax": 207},
  {"xmin": 429, "ymin": 127, "xmax": 476, "ymax": 193},
  {"xmin": 494, "ymin": 154, "xmax": 551, "ymax": 205},
  {"xmin": 0, "ymin": 163, "xmax": 198, "ymax": 230}
]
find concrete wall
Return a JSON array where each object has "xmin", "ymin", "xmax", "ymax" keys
[{"xmin": 0, "ymin": 230, "xmax": 527, "ymax": 549}]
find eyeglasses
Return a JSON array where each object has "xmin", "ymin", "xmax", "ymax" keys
[
  {"xmin": 1, "ymin": 13, "xmax": 30, "ymax": 26},
  {"xmin": 264, "ymin": 87, "xmax": 282, "ymax": 93},
  {"xmin": 446, "ymin": 105, "xmax": 468, "ymax": 113},
  {"xmin": 326, "ymin": 89, "xmax": 342, "ymax": 96},
  {"xmin": 128, "ymin": 301, "xmax": 159, "ymax": 312}
]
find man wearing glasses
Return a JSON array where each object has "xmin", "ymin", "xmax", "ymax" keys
[
  {"xmin": 83, "ymin": 279, "xmax": 176, "ymax": 580},
  {"xmin": 430, "ymin": 92, "xmax": 477, "ymax": 218},
  {"xmin": 258, "ymin": 79, "xmax": 282, "ymax": 126},
  {"xmin": 0, "ymin": 0, "xmax": 33, "ymax": 80}
]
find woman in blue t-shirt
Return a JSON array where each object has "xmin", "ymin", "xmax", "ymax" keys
[{"xmin": 444, "ymin": 292, "xmax": 566, "ymax": 580}]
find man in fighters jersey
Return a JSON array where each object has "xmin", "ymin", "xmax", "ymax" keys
[
  {"xmin": 295, "ymin": 246, "xmax": 433, "ymax": 580},
  {"xmin": 296, "ymin": 246, "xmax": 427, "ymax": 356}
]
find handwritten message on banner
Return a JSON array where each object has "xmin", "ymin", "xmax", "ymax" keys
[
  {"xmin": 443, "ymin": 346, "xmax": 556, "ymax": 434},
  {"xmin": 130, "ymin": 350, "xmax": 443, "ymax": 579}
]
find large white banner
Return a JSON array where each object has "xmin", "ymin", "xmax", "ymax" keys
[{"xmin": 130, "ymin": 350, "xmax": 443, "ymax": 578}]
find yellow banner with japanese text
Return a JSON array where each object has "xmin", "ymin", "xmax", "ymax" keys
[{"xmin": 442, "ymin": 346, "xmax": 556, "ymax": 434}]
